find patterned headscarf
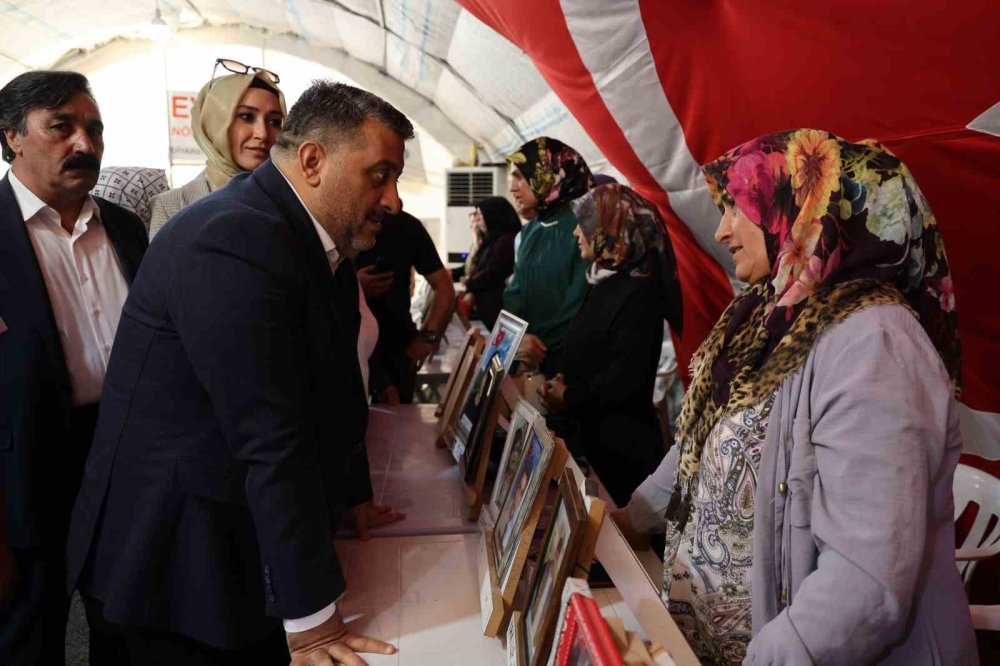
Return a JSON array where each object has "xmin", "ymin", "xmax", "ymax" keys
[
  {"xmin": 193, "ymin": 72, "xmax": 286, "ymax": 191},
  {"xmin": 661, "ymin": 129, "xmax": 961, "ymax": 591},
  {"xmin": 572, "ymin": 184, "xmax": 684, "ymax": 336},
  {"xmin": 506, "ymin": 137, "xmax": 594, "ymax": 217}
]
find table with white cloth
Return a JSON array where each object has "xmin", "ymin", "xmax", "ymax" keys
[{"xmin": 338, "ymin": 403, "xmax": 696, "ymax": 665}]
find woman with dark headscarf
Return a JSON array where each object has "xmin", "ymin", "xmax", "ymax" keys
[
  {"xmin": 539, "ymin": 184, "xmax": 683, "ymax": 505},
  {"xmin": 148, "ymin": 64, "xmax": 286, "ymax": 237},
  {"xmin": 504, "ymin": 137, "xmax": 594, "ymax": 375},
  {"xmin": 613, "ymin": 130, "xmax": 973, "ymax": 665},
  {"xmin": 460, "ymin": 196, "xmax": 521, "ymax": 329}
]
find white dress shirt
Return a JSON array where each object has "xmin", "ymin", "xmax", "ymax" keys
[
  {"xmin": 358, "ymin": 289, "xmax": 378, "ymax": 395},
  {"xmin": 277, "ymin": 169, "xmax": 351, "ymax": 633},
  {"xmin": 9, "ymin": 170, "xmax": 129, "ymax": 406}
]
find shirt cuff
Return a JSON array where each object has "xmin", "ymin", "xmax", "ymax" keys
[{"xmin": 283, "ymin": 600, "xmax": 337, "ymax": 633}]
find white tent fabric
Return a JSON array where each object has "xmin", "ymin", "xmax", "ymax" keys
[{"xmin": 0, "ymin": 0, "xmax": 621, "ymax": 178}]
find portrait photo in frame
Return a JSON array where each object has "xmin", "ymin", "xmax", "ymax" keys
[
  {"xmin": 453, "ymin": 310, "xmax": 527, "ymax": 451},
  {"xmin": 522, "ymin": 469, "xmax": 587, "ymax": 666},
  {"xmin": 493, "ymin": 428, "xmax": 551, "ymax": 583},
  {"xmin": 488, "ymin": 398, "xmax": 542, "ymax": 523},
  {"xmin": 460, "ymin": 352, "xmax": 506, "ymax": 482},
  {"xmin": 437, "ymin": 328, "xmax": 485, "ymax": 447},
  {"xmin": 491, "ymin": 426, "xmax": 568, "ymax": 604}
]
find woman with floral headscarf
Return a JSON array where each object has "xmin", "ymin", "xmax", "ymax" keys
[
  {"xmin": 613, "ymin": 130, "xmax": 974, "ymax": 665},
  {"xmin": 539, "ymin": 184, "xmax": 683, "ymax": 505},
  {"xmin": 504, "ymin": 136, "xmax": 594, "ymax": 375}
]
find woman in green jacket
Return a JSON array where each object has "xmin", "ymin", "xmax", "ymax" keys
[{"xmin": 504, "ymin": 136, "xmax": 594, "ymax": 376}]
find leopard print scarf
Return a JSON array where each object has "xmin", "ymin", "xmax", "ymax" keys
[
  {"xmin": 661, "ymin": 279, "xmax": 909, "ymax": 583},
  {"xmin": 660, "ymin": 130, "xmax": 960, "ymax": 595}
]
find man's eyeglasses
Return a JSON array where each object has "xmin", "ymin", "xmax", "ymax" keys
[{"xmin": 210, "ymin": 58, "xmax": 280, "ymax": 88}]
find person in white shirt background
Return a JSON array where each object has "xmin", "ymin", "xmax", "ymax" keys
[{"xmin": 0, "ymin": 70, "xmax": 148, "ymax": 666}]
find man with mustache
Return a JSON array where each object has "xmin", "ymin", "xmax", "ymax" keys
[
  {"xmin": 65, "ymin": 81, "xmax": 410, "ymax": 665},
  {"xmin": 0, "ymin": 71, "xmax": 147, "ymax": 665}
]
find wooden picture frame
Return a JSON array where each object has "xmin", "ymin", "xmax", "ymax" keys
[
  {"xmin": 479, "ymin": 429, "xmax": 568, "ymax": 638},
  {"xmin": 493, "ymin": 428, "xmax": 567, "ymax": 604},
  {"xmin": 522, "ymin": 469, "xmax": 588, "ymax": 666},
  {"xmin": 457, "ymin": 356, "xmax": 509, "ymax": 521},
  {"xmin": 487, "ymin": 398, "xmax": 542, "ymax": 524},
  {"xmin": 552, "ymin": 591, "xmax": 623, "ymax": 666},
  {"xmin": 507, "ymin": 609, "xmax": 529, "ymax": 666},
  {"xmin": 453, "ymin": 310, "xmax": 527, "ymax": 451},
  {"xmin": 436, "ymin": 328, "xmax": 484, "ymax": 448},
  {"xmin": 460, "ymin": 353, "xmax": 505, "ymax": 477}
]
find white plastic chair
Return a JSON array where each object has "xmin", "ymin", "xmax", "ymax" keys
[{"xmin": 953, "ymin": 462, "xmax": 1000, "ymax": 584}]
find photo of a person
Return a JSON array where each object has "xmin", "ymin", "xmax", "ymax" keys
[
  {"xmin": 493, "ymin": 417, "xmax": 531, "ymax": 510},
  {"xmin": 456, "ymin": 312, "xmax": 526, "ymax": 441},
  {"xmin": 526, "ymin": 500, "xmax": 571, "ymax": 635},
  {"xmin": 495, "ymin": 432, "xmax": 544, "ymax": 567}
]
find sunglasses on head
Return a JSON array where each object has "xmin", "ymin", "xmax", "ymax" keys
[{"xmin": 209, "ymin": 58, "xmax": 280, "ymax": 89}]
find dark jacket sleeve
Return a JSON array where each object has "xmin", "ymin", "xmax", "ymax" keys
[
  {"xmin": 173, "ymin": 215, "xmax": 344, "ymax": 620},
  {"xmin": 563, "ymin": 288, "xmax": 663, "ymax": 414},
  {"xmin": 465, "ymin": 235, "xmax": 515, "ymax": 294}
]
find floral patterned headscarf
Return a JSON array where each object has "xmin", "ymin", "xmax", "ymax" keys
[
  {"xmin": 506, "ymin": 137, "xmax": 594, "ymax": 217},
  {"xmin": 660, "ymin": 129, "xmax": 961, "ymax": 597},
  {"xmin": 702, "ymin": 128, "xmax": 959, "ymax": 392},
  {"xmin": 572, "ymin": 184, "xmax": 684, "ymax": 335}
]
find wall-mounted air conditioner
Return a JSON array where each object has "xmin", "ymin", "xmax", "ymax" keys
[{"xmin": 444, "ymin": 165, "xmax": 509, "ymax": 264}]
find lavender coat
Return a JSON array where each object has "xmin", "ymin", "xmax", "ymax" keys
[{"xmin": 629, "ymin": 304, "xmax": 978, "ymax": 665}]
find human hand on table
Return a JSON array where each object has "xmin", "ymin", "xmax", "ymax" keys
[
  {"xmin": 351, "ymin": 501, "xmax": 406, "ymax": 541},
  {"xmin": 287, "ymin": 607, "xmax": 396, "ymax": 666}
]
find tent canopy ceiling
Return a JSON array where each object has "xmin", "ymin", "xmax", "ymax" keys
[{"xmin": 0, "ymin": 0, "xmax": 619, "ymax": 175}]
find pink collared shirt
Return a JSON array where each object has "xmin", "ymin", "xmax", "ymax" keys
[{"xmin": 9, "ymin": 170, "xmax": 130, "ymax": 406}]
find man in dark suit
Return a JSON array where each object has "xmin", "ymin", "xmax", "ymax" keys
[
  {"xmin": 66, "ymin": 81, "xmax": 412, "ymax": 665},
  {"xmin": 0, "ymin": 71, "xmax": 147, "ymax": 665}
]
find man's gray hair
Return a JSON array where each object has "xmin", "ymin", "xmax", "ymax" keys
[{"xmin": 274, "ymin": 81, "xmax": 414, "ymax": 154}]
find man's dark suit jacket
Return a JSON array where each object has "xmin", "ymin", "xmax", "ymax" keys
[
  {"xmin": 65, "ymin": 160, "xmax": 372, "ymax": 650},
  {"xmin": 0, "ymin": 175, "xmax": 147, "ymax": 550}
]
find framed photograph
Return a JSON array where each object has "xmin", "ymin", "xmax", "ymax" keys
[
  {"xmin": 437, "ymin": 328, "xmax": 485, "ymax": 448},
  {"xmin": 488, "ymin": 399, "xmax": 542, "ymax": 522},
  {"xmin": 507, "ymin": 610, "xmax": 528, "ymax": 666},
  {"xmin": 552, "ymin": 592, "xmax": 623, "ymax": 666},
  {"xmin": 460, "ymin": 352, "xmax": 506, "ymax": 481},
  {"xmin": 453, "ymin": 310, "xmax": 528, "ymax": 450},
  {"xmin": 523, "ymin": 469, "xmax": 588, "ymax": 666},
  {"xmin": 493, "ymin": 426, "xmax": 553, "ymax": 588}
]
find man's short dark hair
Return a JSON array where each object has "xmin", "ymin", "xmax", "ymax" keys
[
  {"xmin": 0, "ymin": 70, "xmax": 95, "ymax": 163},
  {"xmin": 275, "ymin": 81, "xmax": 414, "ymax": 155}
]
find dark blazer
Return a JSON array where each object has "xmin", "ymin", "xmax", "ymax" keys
[
  {"xmin": 65, "ymin": 160, "xmax": 372, "ymax": 649},
  {"xmin": 465, "ymin": 233, "xmax": 516, "ymax": 330},
  {"xmin": 0, "ymin": 175, "xmax": 147, "ymax": 550},
  {"xmin": 558, "ymin": 271, "xmax": 665, "ymax": 506}
]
